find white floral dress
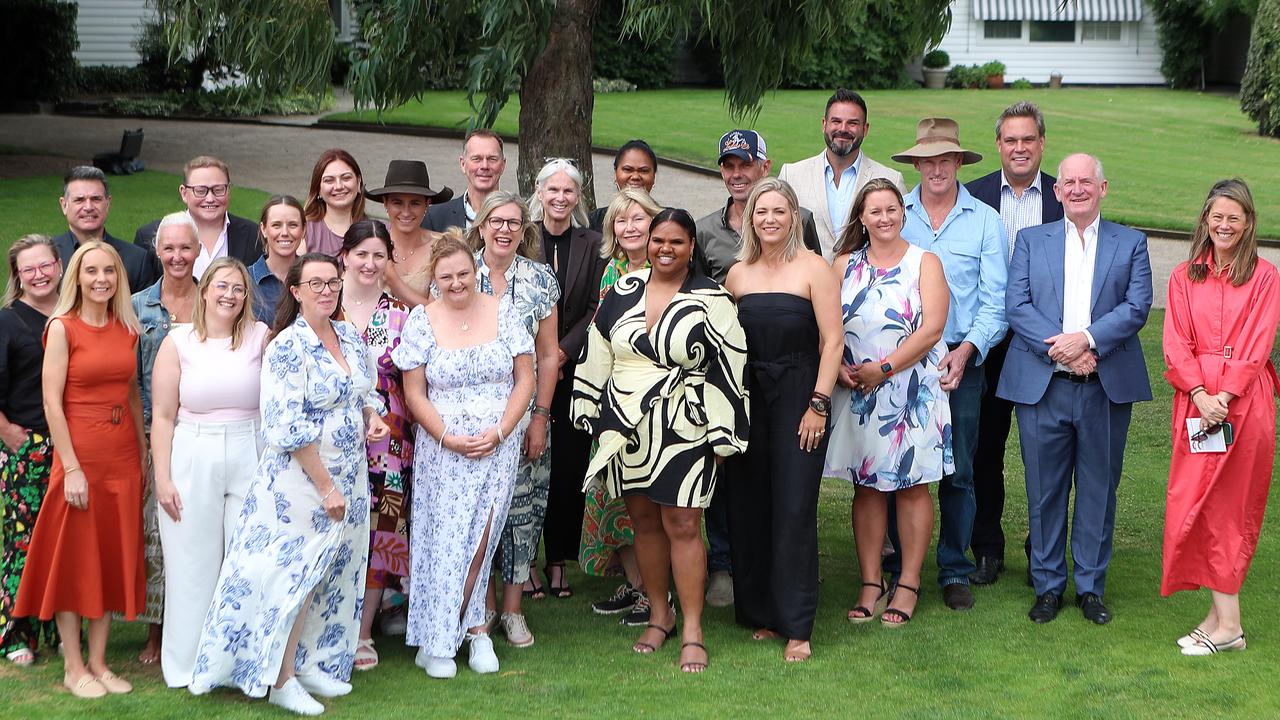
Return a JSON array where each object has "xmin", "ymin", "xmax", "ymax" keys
[
  {"xmin": 189, "ymin": 317, "xmax": 382, "ymax": 697},
  {"xmin": 392, "ymin": 301, "xmax": 533, "ymax": 657}
]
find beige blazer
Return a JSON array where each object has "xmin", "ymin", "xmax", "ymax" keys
[{"xmin": 778, "ymin": 152, "xmax": 906, "ymax": 260}]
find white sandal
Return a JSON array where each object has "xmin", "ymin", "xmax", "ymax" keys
[
  {"xmin": 354, "ymin": 638, "xmax": 378, "ymax": 670},
  {"xmin": 6, "ymin": 647, "xmax": 34, "ymax": 666}
]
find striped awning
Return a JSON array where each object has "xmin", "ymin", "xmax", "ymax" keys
[{"xmin": 972, "ymin": 0, "xmax": 1144, "ymax": 21}]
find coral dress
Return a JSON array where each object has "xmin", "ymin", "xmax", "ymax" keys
[
  {"xmin": 14, "ymin": 314, "xmax": 145, "ymax": 620},
  {"xmin": 1161, "ymin": 258, "xmax": 1280, "ymax": 595}
]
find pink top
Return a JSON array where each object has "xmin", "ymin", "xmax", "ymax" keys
[
  {"xmin": 306, "ymin": 220, "xmax": 345, "ymax": 257},
  {"xmin": 172, "ymin": 322, "xmax": 270, "ymax": 423}
]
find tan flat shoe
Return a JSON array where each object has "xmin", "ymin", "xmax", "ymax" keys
[
  {"xmin": 63, "ymin": 674, "xmax": 107, "ymax": 699},
  {"xmin": 95, "ymin": 670, "xmax": 133, "ymax": 694}
]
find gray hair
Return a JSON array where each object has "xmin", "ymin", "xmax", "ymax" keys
[
  {"xmin": 995, "ymin": 101, "xmax": 1046, "ymax": 139},
  {"xmin": 528, "ymin": 158, "xmax": 589, "ymax": 228},
  {"xmin": 1057, "ymin": 153, "xmax": 1106, "ymax": 183},
  {"xmin": 63, "ymin": 165, "xmax": 110, "ymax": 197},
  {"xmin": 156, "ymin": 211, "xmax": 200, "ymax": 246}
]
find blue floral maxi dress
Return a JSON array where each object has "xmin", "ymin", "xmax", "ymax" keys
[
  {"xmin": 393, "ymin": 302, "xmax": 533, "ymax": 658},
  {"xmin": 823, "ymin": 245, "xmax": 954, "ymax": 490},
  {"xmin": 189, "ymin": 317, "xmax": 382, "ymax": 696}
]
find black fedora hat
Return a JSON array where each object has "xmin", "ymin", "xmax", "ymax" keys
[{"xmin": 366, "ymin": 160, "xmax": 454, "ymax": 203}]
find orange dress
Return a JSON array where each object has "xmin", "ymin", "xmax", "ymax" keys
[{"xmin": 14, "ymin": 314, "xmax": 145, "ymax": 620}]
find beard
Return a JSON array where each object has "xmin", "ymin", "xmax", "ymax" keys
[{"xmin": 825, "ymin": 132, "xmax": 863, "ymax": 157}]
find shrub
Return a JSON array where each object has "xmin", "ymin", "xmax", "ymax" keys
[
  {"xmin": 1010, "ymin": 77, "xmax": 1033, "ymax": 89},
  {"xmin": 923, "ymin": 49, "xmax": 950, "ymax": 69},
  {"xmin": 1149, "ymin": 0, "xmax": 1207, "ymax": 88},
  {"xmin": 946, "ymin": 64, "xmax": 986, "ymax": 89},
  {"xmin": 0, "ymin": 0, "xmax": 78, "ymax": 104},
  {"xmin": 981, "ymin": 60, "xmax": 1006, "ymax": 76},
  {"xmin": 785, "ymin": 0, "xmax": 950, "ymax": 89},
  {"xmin": 1241, "ymin": 0, "xmax": 1280, "ymax": 136},
  {"xmin": 134, "ymin": 20, "xmax": 198, "ymax": 92},
  {"xmin": 77, "ymin": 65, "xmax": 151, "ymax": 94},
  {"xmin": 592, "ymin": 0, "xmax": 675, "ymax": 89},
  {"xmin": 593, "ymin": 77, "xmax": 637, "ymax": 93}
]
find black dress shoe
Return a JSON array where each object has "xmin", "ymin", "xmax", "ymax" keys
[
  {"xmin": 942, "ymin": 584, "xmax": 974, "ymax": 611},
  {"xmin": 969, "ymin": 556, "xmax": 1004, "ymax": 585},
  {"xmin": 1076, "ymin": 593, "xmax": 1112, "ymax": 625},
  {"xmin": 1028, "ymin": 592, "xmax": 1062, "ymax": 623}
]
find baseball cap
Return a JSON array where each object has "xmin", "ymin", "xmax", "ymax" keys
[{"xmin": 718, "ymin": 129, "xmax": 767, "ymax": 164}]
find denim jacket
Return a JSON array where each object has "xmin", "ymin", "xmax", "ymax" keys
[{"xmin": 132, "ymin": 279, "xmax": 179, "ymax": 429}]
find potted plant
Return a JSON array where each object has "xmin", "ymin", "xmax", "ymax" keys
[
  {"xmin": 922, "ymin": 49, "xmax": 949, "ymax": 89},
  {"xmin": 982, "ymin": 60, "xmax": 1006, "ymax": 89}
]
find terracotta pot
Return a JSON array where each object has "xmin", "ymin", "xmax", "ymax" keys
[{"xmin": 987, "ymin": 74, "xmax": 1005, "ymax": 89}]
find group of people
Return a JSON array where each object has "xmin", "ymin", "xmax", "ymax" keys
[{"xmin": 0, "ymin": 89, "xmax": 1274, "ymax": 714}]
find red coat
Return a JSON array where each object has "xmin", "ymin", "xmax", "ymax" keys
[{"xmin": 1161, "ymin": 257, "xmax": 1280, "ymax": 595}]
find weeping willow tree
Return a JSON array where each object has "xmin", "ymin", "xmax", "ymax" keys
[{"xmin": 154, "ymin": 0, "xmax": 953, "ymax": 203}]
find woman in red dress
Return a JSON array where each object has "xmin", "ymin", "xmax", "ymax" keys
[
  {"xmin": 14, "ymin": 242, "xmax": 147, "ymax": 696},
  {"xmin": 1161, "ymin": 179, "xmax": 1280, "ymax": 656}
]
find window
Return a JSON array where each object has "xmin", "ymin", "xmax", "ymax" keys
[
  {"xmin": 1081, "ymin": 22, "xmax": 1122, "ymax": 41},
  {"xmin": 1030, "ymin": 21, "xmax": 1075, "ymax": 42},
  {"xmin": 984, "ymin": 21, "xmax": 1022, "ymax": 40}
]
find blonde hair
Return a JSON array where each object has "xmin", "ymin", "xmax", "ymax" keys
[
  {"xmin": 4, "ymin": 234, "xmax": 60, "ymax": 307},
  {"xmin": 737, "ymin": 178, "xmax": 804, "ymax": 264},
  {"xmin": 528, "ymin": 158, "xmax": 589, "ymax": 228},
  {"xmin": 50, "ymin": 241, "xmax": 140, "ymax": 334},
  {"xmin": 466, "ymin": 191, "xmax": 543, "ymax": 262},
  {"xmin": 1187, "ymin": 178, "xmax": 1258, "ymax": 287},
  {"xmin": 428, "ymin": 229, "xmax": 478, "ymax": 280},
  {"xmin": 192, "ymin": 257, "xmax": 255, "ymax": 350},
  {"xmin": 600, "ymin": 188, "xmax": 662, "ymax": 260},
  {"xmin": 184, "ymin": 155, "xmax": 230, "ymax": 183}
]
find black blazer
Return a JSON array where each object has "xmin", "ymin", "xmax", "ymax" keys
[
  {"xmin": 540, "ymin": 225, "xmax": 607, "ymax": 364},
  {"xmin": 423, "ymin": 197, "xmax": 467, "ymax": 232},
  {"xmin": 965, "ymin": 170, "xmax": 1064, "ymax": 225},
  {"xmin": 52, "ymin": 230, "xmax": 159, "ymax": 295},
  {"xmin": 133, "ymin": 213, "xmax": 262, "ymax": 268}
]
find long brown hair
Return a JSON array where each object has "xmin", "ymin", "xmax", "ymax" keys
[
  {"xmin": 193, "ymin": 257, "xmax": 255, "ymax": 349},
  {"xmin": 269, "ymin": 253, "xmax": 342, "ymax": 342},
  {"xmin": 1187, "ymin": 178, "xmax": 1258, "ymax": 287},
  {"xmin": 4, "ymin": 234, "xmax": 60, "ymax": 307},
  {"xmin": 835, "ymin": 178, "xmax": 906, "ymax": 256},
  {"xmin": 304, "ymin": 149, "xmax": 367, "ymax": 223}
]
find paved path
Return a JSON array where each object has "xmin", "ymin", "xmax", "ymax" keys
[{"xmin": 4, "ymin": 112, "xmax": 1272, "ymax": 308}]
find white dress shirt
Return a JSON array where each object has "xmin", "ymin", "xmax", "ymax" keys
[
  {"xmin": 192, "ymin": 212, "xmax": 231, "ymax": 280},
  {"xmin": 998, "ymin": 171, "xmax": 1043, "ymax": 261},
  {"xmin": 1058, "ymin": 215, "xmax": 1099, "ymax": 372}
]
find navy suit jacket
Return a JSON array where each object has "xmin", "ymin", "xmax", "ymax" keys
[
  {"xmin": 133, "ymin": 213, "xmax": 261, "ymax": 268},
  {"xmin": 423, "ymin": 197, "xmax": 466, "ymax": 232},
  {"xmin": 997, "ymin": 218, "xmax": 1153, "ymax": 406},
  {"xmin": 52, "ymin": 230, "xmax": 158, "ymax": 295},
  {"xmin": 965, "ymin": 170, "xmax": 1064, "ymax": 225}
]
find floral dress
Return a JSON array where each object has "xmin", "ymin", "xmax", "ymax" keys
[
  {"xmin": 189, "ymin": 317, "xmax": 382, "ymax": 697},
  {"xmin": 392, "ymin": 301, "xmax": 533, "ymax": 658},
  {"xmin": 823, "ymin": 245, "xmax": 953, "ymax": 490},
  {"xmin": 475, "ymin": 251, "xmax": 559, "ymax": 585}
]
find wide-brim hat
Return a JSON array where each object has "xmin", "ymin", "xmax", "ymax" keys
[
  {"xmin": 891, "ymin": 117, "xmax": 983, "ymax": 165},
  {"xmin": 366, "ymin": 160, "xmax": 454, "ymax": 203}
]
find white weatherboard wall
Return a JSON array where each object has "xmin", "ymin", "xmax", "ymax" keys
[
  {"xmin": 937, "ymin": 0, "xmax": 1165, "ymax": 84},
  {"xmin": 74, "ymin": 0, "xmax": 151, "ymax": 67}
]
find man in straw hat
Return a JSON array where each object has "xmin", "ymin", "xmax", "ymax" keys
[{"xmin": 882, "ymin": 117, "xmax": 1007, "ymax": 614}]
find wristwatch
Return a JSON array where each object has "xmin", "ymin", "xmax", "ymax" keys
[
  {"xmin": 881, "ymin": 362, "xmax": 894, "ymax": 378},
  {"xmin": 809, "ymin": 395, "xmax": 831, "ymax": 415}
]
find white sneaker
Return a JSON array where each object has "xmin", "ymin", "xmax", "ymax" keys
[
  {"xmin": 415, "ymin": 648, "xmax": 457, "ymax": 678},
  {"xmin": 296, "ymin": 672, "xmax": 352, "ymax": 698},
  {"xmin": 500, "ymin": 612, "xmax": 535, "ymax": 648},
  {"xmin": 467, "ymin": 633, "xmax": 500, "ymax": 674},
  {"xmin": 706, "ymin": 570, "xmax": 734, "ymax": 607},
  {"xmin": 269, "ymin": 678, "xmax": 325, "ymax": 716}
]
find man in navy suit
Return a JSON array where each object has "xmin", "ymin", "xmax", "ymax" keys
[
  {"xmin": 965, "ymin": 102, "xmax": 1065, "ymax": 585},
  {"xmin": 423, "ymin": 129, "xmax": 506, "ymax": 232},
  {"xmin": 998, "ymin": 153, "xmax": 1152, "ymax": 625}
]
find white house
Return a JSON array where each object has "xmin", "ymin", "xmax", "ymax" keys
[{"xmin": 937, "ymin": 0, "xmax": 1165, "ymax": 85}]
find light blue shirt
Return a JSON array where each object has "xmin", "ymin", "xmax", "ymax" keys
[
  {"xmin": 823, "ymin": 153, "xmax": 862, "ymax": 237},
  {"xmin": 902, "ymin": 183, "xmax": 1008, "ymax": 363},
  {"xmin": 998, "ymin": 171, "xmax": 1044, "ymax": 261}
]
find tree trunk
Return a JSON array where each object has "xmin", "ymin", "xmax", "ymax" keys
[{"xmin": 517, "ymin": 0, "xmax": 600, "ymax": 210}]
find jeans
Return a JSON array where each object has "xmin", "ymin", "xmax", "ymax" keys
[{"xmin": 705, "ymin": 487, "xmax": 732, "ymax": 573}]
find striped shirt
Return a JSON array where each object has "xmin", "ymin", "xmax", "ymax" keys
[{"xmin": 998, "ymin": 172, "xmax": 1044, "ymax": 261}]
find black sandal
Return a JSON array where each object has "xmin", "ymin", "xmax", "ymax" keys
[
  {"xmin": 680, "ymin": 641, "xmax": 709, "ymax": 673},
  {"xmin": 522, "ymin": 568, "xmax": 546, "ymax": 599},
  {"xmin": 881, "ymin": 583, "xmax": 919, "ymax": 627},
  {"xmin": 545, "ymin": 563, "xmax": 573, "ymax": 599},
  {"xmin": 847, "ymin": 580, "xmax": 888, "ymax": 623},
  {"xmin": 632, "ymin": 622, "xmax": 676, "ymax": 654}
]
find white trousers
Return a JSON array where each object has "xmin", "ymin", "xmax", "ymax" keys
[{"xmin": 157, "ymin": 418, "xmax": 262, "ymax": 688}]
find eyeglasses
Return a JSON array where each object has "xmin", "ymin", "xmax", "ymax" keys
[
  {"xmin": 212, "ymin": 281, "xmax": 247, "ymax": 298},
  {"xmin": 184, "ymin": 183, "xmax": 230, "ymax": 199},
  {"xmin": 299, "ymin": 278, "xmax": 343, "ymax": 294},
  {"xmin": 1190, "ymin": 424, "xmax": 1223, "ymax": 443},
  {"xmin": 486, "ymin": 217, "xmax": 524, "ymax": 232},
  {"xmin": 542, "ymin": 157, "xmax": 579, "ymax": 168},
  {"xmin": 17, "ymin": 260, "xmax": 59, "ymax": 278}
]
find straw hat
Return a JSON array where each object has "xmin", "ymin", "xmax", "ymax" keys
[
  {"xmin": 891, "ymin": 118, "xmax": 983, "ymax": 165},
  {"xmin": 366, "ymin": 160, "xmax": 454, "ymax": 203}
]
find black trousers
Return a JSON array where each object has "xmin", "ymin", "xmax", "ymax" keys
[
  {"xmin": 543, "ymin": 372, "xmax": 592, "ymax": 564},
  {"xmin": 971, "ymin": 332, "xmax": 1016, "ymax": 560},
  {"xmin": 725, "ymin": 363, "xmax": 824, "ymax": 641}
]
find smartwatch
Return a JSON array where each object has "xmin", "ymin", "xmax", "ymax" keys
[{"xmin": 881, "ymin": 362, "xmax": 894, "ymax": 378}]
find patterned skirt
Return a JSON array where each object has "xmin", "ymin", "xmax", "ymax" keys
[
  {"xmin": 578, "ymin": 459, "xmax": 634, "ymax": 577},
  {"xmin": 497, "ymin": 434, "xmax": 551, "ymax": 585},
  {"xmin": 0, "ymin": 431, "xmax": 59, "ymax": 653}
]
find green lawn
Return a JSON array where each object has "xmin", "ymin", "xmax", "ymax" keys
[
  {"xmin": 327, "ymin": 88, "xmax": 1280, "ymax": 238},
  {"xmin": 0, "ymin": 310, "xmax": 1277, "ymax": 718}
]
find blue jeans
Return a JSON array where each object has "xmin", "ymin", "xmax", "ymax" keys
[
  {"xmin": 886, "ymin": 354, "xmax": 983, "ymax": 587},
  {"xmin": 705, "ymin": 487, "xmax": 732, "ymax": 573}
]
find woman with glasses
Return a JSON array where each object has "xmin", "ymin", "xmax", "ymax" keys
[
  {"xmin": 337, "ymin": 220, "xmax": 414, "ymax": 670},
  {"xmin": 465, "ymin": 193, "xmax": 560, "ymax": 648},
  {"xmin": 366, "ymin": 160, "xmax": 453, "ymax": 308},
  {"xmin": 303, "ymin": 149, "xmax": 369, "ymax": 257},
  {"xmin": 1162, "ymin": 179, "xmax": 1280, "ymax": 656},
  {"xmin": 249, "ymin": 196, "xmax": 306, "ymax": 323},
  {"xmin": 189, "ymin": 254, "xmax": 389, "ymax": 715},
  {"xmin": 148, "ymin": 258, "xmax": 268, "ymax": 687},
  {"xmin": 0, "ymin": 236, "xmax": 63, "ymax": 667}
]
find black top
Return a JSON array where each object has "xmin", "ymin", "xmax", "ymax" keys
[
  {"xmin": 587, "ymin": 206, "xmax": 607, "ymax": 234},
  {"xmin": 52, "ymin": 230, "xmax": 160, "ymax": 295},
  {"xmin": 0, "ymin": 301, "xmax": 50, "ymax": 432}
]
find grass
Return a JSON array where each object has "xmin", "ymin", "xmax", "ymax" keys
[
  {"xmin": 1, "ymin": 311, "xmax": 1278, "ymax": 719},
  {"xmin": 326, "ymin": 88, "xmax": 1280, "ymax": 238}
]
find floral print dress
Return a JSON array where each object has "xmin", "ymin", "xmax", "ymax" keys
[
  {"xmin": 823, "ymin": 245, "xmax": 953, "ymax": 490},
  {"xmin": 189, "ymin": 317, "xmax": 382, "ymax": 697}
]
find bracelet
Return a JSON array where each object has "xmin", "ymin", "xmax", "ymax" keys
[
  {"xmin": 497, "ymin": 426, "xmax": 506, "ymax": 444},
  {"xmin": 810, "ymin": 391, "xmax": 831, "ymax": 402},
  {"xmin": 62, "ymin": 465, "xmax": 80, "ymax": 475},
  {"xmin": 532, "ymin": 406, "xmax": 552, "ymax": 418},
  {"xmin": 1189, "ymin": 387, "xmax": 1206, "ymax": 399},
  {"xmin": 322, "ymin": 486, "xmax": 337, "ymax": 502}
]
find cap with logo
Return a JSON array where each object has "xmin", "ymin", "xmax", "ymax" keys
[{"xmin": 718, "ymin": 129, "xmax": 767, "ymax": 164}]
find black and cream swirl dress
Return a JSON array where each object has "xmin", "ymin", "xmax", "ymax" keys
[{"xmin": 571, "ymin": 269, "xmax": 749, "ymax": 508}]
